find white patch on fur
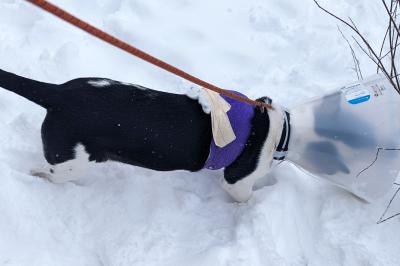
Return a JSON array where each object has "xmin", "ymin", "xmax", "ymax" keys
[
  {"xmin": 119, "ymin": 81, "xmax": 147, "ymax": 90},
  {"xmin": 49, "ymin": 144, "xmax": 91, "ymax": 183},
  {"xmin": 186, "ymin": 87, "xmax": 211, "ymax": 114},
  {"xmin": 32, "ymin": 144, "xmax": 92, "ymax": 184},
  {"xmin": 89, "ymin": 79, "xmax": 148, "ymax": 91},
  {"xmin": 221, "ymin": 105, "xmax": 285, "ymax": 202},
  {"xmin": 130, "ymin": 84, "xmax": 148, "ymax": 90},
  {"xmin": 119, "ymin": 81, "xmax": 133, "ymax": 87},
  {"xmin": 88, "ymin": 79, "xmax": 112, "ymax": 87}
]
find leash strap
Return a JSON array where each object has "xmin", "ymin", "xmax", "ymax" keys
[
  {"xmin": 25, "ymin": 0, "xmax": 273, "ymax": 110},
  {"xmin": 273, "ymin": 111, "xmax": 291, "ymax": 161}
]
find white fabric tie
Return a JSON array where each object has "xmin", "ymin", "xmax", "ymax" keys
[{"xmin": 202, "ymin": 89, "xmax": 236, "ymax": 148}]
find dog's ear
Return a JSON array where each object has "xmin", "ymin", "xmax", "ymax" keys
[
  {"xmin": 256, "ymin": 96, "xmax": 272, "ymax": 105},
  {"xmin": 255, "ymin": 96, "xmax": 273, "ymax": 113}
]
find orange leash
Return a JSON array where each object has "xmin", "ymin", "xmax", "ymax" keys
[{"xmin": 25, "ymin": 0, "xmax": 273, "ymax": 110}]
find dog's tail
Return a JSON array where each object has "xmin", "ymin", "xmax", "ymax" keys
[{"xmin": 0, "ymin": 69, "xmax": 60, "ymax": 109}]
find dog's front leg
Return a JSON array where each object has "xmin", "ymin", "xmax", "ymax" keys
[
  {"xmin": 221, "ymin": 171, "xmax": 266, "ymax": 202},
  {"xmin": 221, "ymin": 106, "xmax": 284, "ymax": 202},
  {"xmin": 222, "ymin": 153, "xmax": 275, "ymax": 202}
]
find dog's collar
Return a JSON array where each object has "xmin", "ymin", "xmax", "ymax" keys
[{"xmin": 273, "ymin": 111, "xmax": 291, "ymax": 161}]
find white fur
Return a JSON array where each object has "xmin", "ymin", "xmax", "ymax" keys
[
  {"xmin": 221, "ymin": 105, "xmax": 285, "ymax": 202},
  {"xmin": 89, "ymin": 79, "xmax": 148, "ymax": 90},
  {"xmin": 88, "ymin": 79, "xmax": 112, "ymax": 87},
  {"xmin": 32, "ymin": 144, "xmax": 91, "ymax": 183},
  {"xmin": 128, "ymin": 84, "xmax": 147, "ymax": 90}
]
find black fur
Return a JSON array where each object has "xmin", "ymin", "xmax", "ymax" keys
[
  {"xmin": 224, "ymin": 106, "xmax": 269, "ymax": 184},
  {"xmin": 0, "ymin": 69, "xmax": 270, "ymax": 184}
]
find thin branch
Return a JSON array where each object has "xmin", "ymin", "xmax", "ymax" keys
[
  {"xmin": 388, "ymin": 2, "xmax": 396, "ymax": 78},
  {"xmin": 349, "ymin": 17, "xmax": 359, "ymax": 32},
  {"xmin": 377, "ymin": 186, "xmax": 400, "ymax": 224},
  {"xmin": 378, "ymin": 211, "xmax": 400, "ymax": 224},
  {"xmin": 338, "ymin": 26, "xmax": 363, "ymax": 80},
  {"xmin": 393, "ymin": 2, "xmax": 399, "ymax": 56},
  {"xmin": 378, "ymin": 1, "xmax": 394, "ymax": 73},
  {"xmin": 380, "ymin": 42, "xmax": 400, "ymax": 60},
  {"xmin": 382, "ymin": 0, "xmax": 400, "ymax": 36},
  {"xmin": 378, "ymin": 22, "xmax": 391, "ymax": 73},
  {"xmin": 389, "ymin": 1, "xmax": 400, "ymax": 89},
  {"xmin": 351, "ymin": 37, "xmax": 382, "ymax": 69}
]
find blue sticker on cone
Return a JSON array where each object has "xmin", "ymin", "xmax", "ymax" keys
[{"xmin": 344, "ymin": 86, "xmax": 371, "ymax": 105}]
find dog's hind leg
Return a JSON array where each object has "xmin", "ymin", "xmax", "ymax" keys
[
  {"xmin": 32, "ymin": 114, "xmax": 91, "ymax": 183},
  {"xmin": 49, "ymin": 144, "xmax": 90, "ymax": 183},
  {"xmin": 32, "ymin": 144, "xmax": 90, "ymax": 183}
]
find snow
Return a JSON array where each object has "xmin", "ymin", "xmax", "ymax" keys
[
  {"xmin": 186, "ymin": 87, "xmax": 211, "ymax": 114},
  {"xmin": 0, "ymin": 0, "xmax": 399, "ymax": 265}
]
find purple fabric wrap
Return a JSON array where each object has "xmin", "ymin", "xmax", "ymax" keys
[{"xmin": 204, "ymin": 92, "xmax": 255, "ymax": 170}]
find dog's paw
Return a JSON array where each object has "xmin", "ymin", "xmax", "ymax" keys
[
  {"xmin": 30, "ymin": 168, "xmax": 73, "ymax": 184},
  {"xmin": 220, "ymin": 177, "xmax": 253, "ymax": 203},
  {"xmin": 30, "ymin": 169, "xmax": 52, "ymax": 180}
]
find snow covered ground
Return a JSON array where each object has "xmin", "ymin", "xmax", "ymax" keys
[{"xmin": 0, "ymin": 0, "xmax": 399, "ymax": 265}]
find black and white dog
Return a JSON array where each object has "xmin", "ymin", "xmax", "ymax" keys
[{"xmin": 0, "ymin": 69, "xmax": 287, "ymax": 202}]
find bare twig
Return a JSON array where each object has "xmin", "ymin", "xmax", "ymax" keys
[
  {"xmin": 380, "ymin": 42, "xmax": 400, "ymax": 60},
  {"xmin": 389, "ymin": 1, "xmax": 400, "ymax": 90},
  {"xmin": 377, "ymin": 186, "xmax": 400, "ymax": 224},
  {"xmin": 351, "ymin": 36, "xmax": 385, "ymax": 72},
  {"xmin": 378, "ymin": 23, "xmax": 391, "ymax": 73},
  {"xmin": 382, "ymin": 0, "xmax": 400, "ymax": 36},
  {"xmin": 338, "ymin": 26, "xmax": 363, "ymax": 80},
  {"xmin": 313, "ymin": 0, "xmax": 400, "ymax": 94}
]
